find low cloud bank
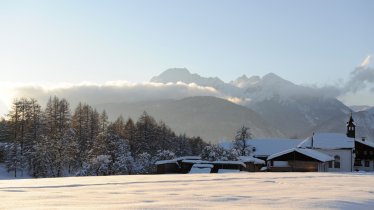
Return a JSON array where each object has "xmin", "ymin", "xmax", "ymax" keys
[{"xmin": 11, "ymin": 81, "xmax": 221, "ymax": 109}]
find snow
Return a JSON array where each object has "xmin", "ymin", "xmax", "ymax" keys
[
  {"xmin": 221, "ymin": 139, "xmax": 304, "ymax": 158},
  {"xmin": 192, "ymin": 164, "xmax": 214, "ymax": 168},
  {"xmin": 217, "ymin": 169, "xmax": 240, "ymax": 173},
  {"xmin": 1, "ymin": 173, "xmax": 374, "ymax": 209},
  {"xmin": 156, "ymin": 156, "xmax": 201, "ymax": 165},
  {"xmin": 238, "ymin": 156, "xmax": 265, "ymax": 164},
  {"xmin": 189, "ymin": 164, "xmax": 214, "ymax": 173},
  {"xmin": 355, "ymin": 138, "xmax": 374, "ymax": 148},
  {"xmin": 267, "ymin": 148, "xmax": 334, "ymax": 162},
  {"xmin": 212, "ymin": 161, "xmax": 246, "ymax": 167},
  {"xmin": 154, "ymin": 160, "xmax": 177, "ymax": 165},
  {"xmin": 298, "ymin": 133, "xmax": 355, "ymax": 149}
]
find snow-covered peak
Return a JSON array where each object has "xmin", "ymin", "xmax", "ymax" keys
[
  {"xmin": 231, "ymin": 75, "xmax": 261, "ymax": 88},
  {"xmin": 150, "ymin": 68, "xmax": 225, "ymax": 87}
]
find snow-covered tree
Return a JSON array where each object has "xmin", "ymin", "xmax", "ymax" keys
[
  {"xmin": 77, "ymin": 155, "xmax": 112, "ymax": 176},
  {"xmin": 201, "ymin": 145, "xmax": 239, "ymax": 161},
  {"xmin": 233, "ymin": 126, "xmax": 253, "ymax": 156}
]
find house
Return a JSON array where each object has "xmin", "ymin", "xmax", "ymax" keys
[
  {"xmin": 354, "ymin": 138, "xmax": 374, "ymax": 171},
  {"xmin": 266, "ymin": 114, "xmax": 358, "ymax": 172},
  {"xmin": 297, "ymin": 133, "xmax": 355, "ymax": 172},
  {"xmin": 267, "ymin": 148, "xmax": 333, "ymax": 172}
]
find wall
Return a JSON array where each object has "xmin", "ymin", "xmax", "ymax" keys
[{"xmin": 317, "ymin": 149, "xmax": 353, "ymax": 172}]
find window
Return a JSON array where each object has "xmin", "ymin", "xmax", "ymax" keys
[
  {"xmin": 334, "ymin": 155, "xmax": 340, "ymax": 169},
  {"xmin": 365, "ymin": 161, "xmax": 370, "ymax": 167},
  {"xmin": 354, "ymin": 159, "xmax": 362, "ymax": 166},
  {"xmin": 364, "ymin": 151, "xmax": 368, "ymax": 155},
  {"xmin": 328, "ymin": 161, "xmax": 333, "ymax": 168}
]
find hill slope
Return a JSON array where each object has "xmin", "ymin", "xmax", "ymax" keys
[{"xmin": 94, "ymin": 96, "xmax": 284, "ymax": 143}]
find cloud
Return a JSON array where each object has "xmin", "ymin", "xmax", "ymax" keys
[
  {"xmin": 11, "ymin": 81, "xmax": 222, "ymax": 109},
  {"xmin": 359, "ymin": 54, "xmax": 372, "ymax": 68},
  {"xmin": 343, "ymin": 65, "xmax": 374, "ymax": 93}
]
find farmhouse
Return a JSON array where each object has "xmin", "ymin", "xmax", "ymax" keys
[{"xmin": 354, "ymin": 138, "xmax": 374, "ymax": 171}]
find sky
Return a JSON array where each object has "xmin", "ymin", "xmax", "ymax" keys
[{"xmin": 0, "ymin": 0, "xmax": 374, "ymax": 112}]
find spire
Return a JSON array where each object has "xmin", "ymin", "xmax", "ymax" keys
[{"xmin": 346, "ymin": 112, "xmax": 355, "ymax": 138}]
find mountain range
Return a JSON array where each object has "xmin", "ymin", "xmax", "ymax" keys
[{"xmin": 94, "ymin": 68, "xmax": 373, "ymax": 143}]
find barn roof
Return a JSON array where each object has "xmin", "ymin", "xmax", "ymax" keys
[{"xmin": 267, "ymin": 148, "xmax": 334, "ymax": 162}]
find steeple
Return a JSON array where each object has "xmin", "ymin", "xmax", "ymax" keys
[{"xmin": 346, "ymin": 112, "xmax": 355, "ymax": 138}]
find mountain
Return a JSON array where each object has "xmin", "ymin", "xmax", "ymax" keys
[
  {"xmin": 150, "ymin": 68, "xmax": 353, "ymax": 138},
  {"xmin": 304, "ymin": 109, "xmax": 374, "ymax": 141},
  {"xmin": 151, "ymin": 68, "xmax": 242, "ymax": 96},
  {"xmin": 241, "ymin": 73, "xmax": 351, "ymax": 138},
  {"xmin": 350, "ymin": 105, "xmax": 373, "ymax": 112},
  {"xmin": 94, "ymin": 96, "xmax": 284, "ymax": 143},
  {"xmin": 151, "ymin": 68, "xmax": 226, "ymax": 88}
]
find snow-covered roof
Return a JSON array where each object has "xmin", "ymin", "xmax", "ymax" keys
[
  {"xmin": 175, "ymin": 156, "xmax": 201, "ymax": 161},
  {"xmin": 182, "ymin": 159, "xmax": 211, "ymax": 164},
  {"xmin": 192, "ymin": 164, "xmax": 214, "ymax": 168},
  {"xmin": 298, "ymin": 133, "xmax": 355, "ymax": 149},
  {"xmin": 220, "ymin": 139, "xmax": 304, "ymax": 157},
  {"xmin": 213, "ymin": 161, "xmax": 246, "ymax": 167},
  {"xmin": 238, "ymin": 156, "xmax": 265, "ymax": 165},
  {"xmin": 355, "ymin": 138, "xmax": 374, "ymax": 148},
  {"xmin": 267, "ymin": 148, "xmax": 334, "ymax": 162},
  {"xmin": 155, "ymin": 160, "xmax": 178, "ymax": 165},
  {"xmin": 182, "ymin": 159, "xmax": 246, "ymax": 167},
  {"xmin": 155, "ymin": 156, "xmax": 201, "ymax": 165}
]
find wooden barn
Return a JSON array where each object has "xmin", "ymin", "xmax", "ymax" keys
[
  {"xmin": 155, "ymin": 160, "xmax": 180, "ymax": 174},
  {"xmin": 267, "ymin": 148, "xmax": 334, "ymax": 172}
]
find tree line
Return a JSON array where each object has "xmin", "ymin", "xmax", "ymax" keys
[{"xmin": 0, "ymin": 97, "xmax": 207, "ymax": 177}]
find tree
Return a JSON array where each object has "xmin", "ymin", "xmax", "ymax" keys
[
  {"xmin": 201, "ymin": 144, "xmax": 239, "ymax": 161},
  {"xmin": 134, "ymin": 112, "xmax": 157, "ymax": 155},
  {"xmin": 233, "ymin": 126, "xmax": 253, "ymax": 156},
  {"xmin": 43, "ymin": 96, "xmax": 76, "ymax": 177}
]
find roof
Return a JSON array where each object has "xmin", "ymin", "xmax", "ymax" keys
[
  {"xmin": 355, "ymin": 139, "xmax": 374, "ymax": 148},
  {"xmin": 182, "ymin": 159, "xmax": 211, "ymax": 164},
  {"xmin": 298, "ymin": 133, "xmax": 355, "ymax": 149},
  {"xmin": 220, "ymin": 139, "xmax": 303, "ymax": 157},
  {"xmin": 249, "ymin": 139, "xmax": 304, "ymax": 157},
  {"xmin": 155, "ymin": 156, "xmax": 201, "ymax": 165},
  {"xmin": 182, "ymin": 159, "xmax": 246, "ymax": 167},
  {"xmin": 267, "ymin": 148, "xmax": 334, "ymax": 162},
  {"xmin": 155, "ymin": 160, "xmax": 178, "ymax": 165},
  {"xmin": 192, "ymin": 164, "xmax": 214, "ymax": 168},
  {"xmin": 238, "ymin": 156, "xmax": 265, "ymax": 165},
  {"xmin": 212, "ymin": 161, "xmax": 246, "ymax": 167},
  {"xmin": 175, "ymin": 156, "xmax": 201, "ymax": 161}
]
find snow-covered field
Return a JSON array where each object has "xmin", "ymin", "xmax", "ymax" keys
[{"xmin": 1, "ymin": 172, "xmax": 374, "ymax": 209}]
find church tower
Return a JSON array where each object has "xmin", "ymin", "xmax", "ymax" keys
[{"xmin": 346, "ymin": 112, "xmax": 356, "ymax": 138}]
